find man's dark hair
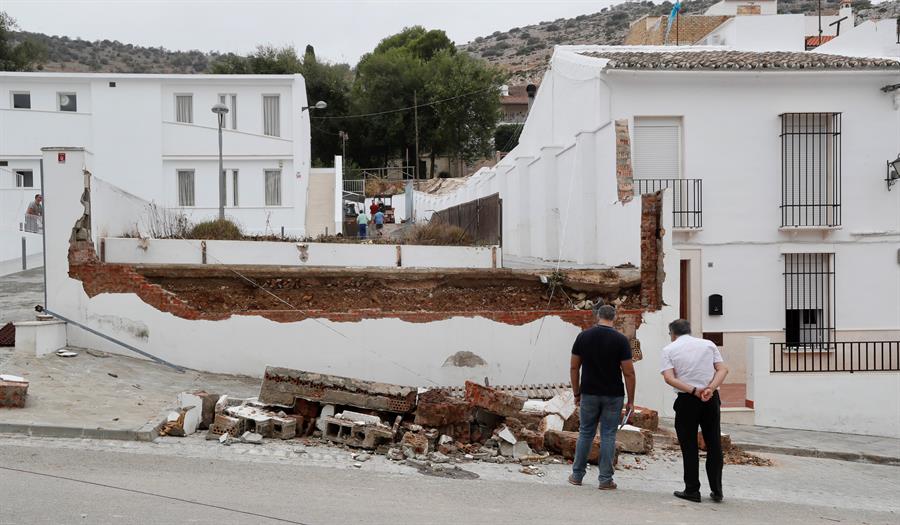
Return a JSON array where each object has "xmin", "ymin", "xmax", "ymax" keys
[
  {"xmin": 669, "ymin": 319, "xmax": 691, "ymax": 336},
  {"xmin": 593, "ymin": 303, "xmax": 616, "ymax": 321},
  {"xmin": 35, "ymin": 194, "xmax": 41, "ymax": 199}
]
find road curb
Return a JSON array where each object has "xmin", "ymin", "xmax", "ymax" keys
[
  {"xmin": 0, "ymin": 419, "xmax": 164, "ymax": 442},
  {"xmin": 734, "ymin": 442, "xmax": 900, "ymax": 467}
]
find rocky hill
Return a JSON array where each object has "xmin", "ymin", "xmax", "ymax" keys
[
  {"xmin": 459, "ymin": 0, "xmax": 898, "ymax": 83},
  {"xmin": 9, "ymin": 0, "xmax": 899, "ymax": 77}
]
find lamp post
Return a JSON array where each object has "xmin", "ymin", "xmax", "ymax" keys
[
  {"xmin": 211, "ymin": 102, "xmax": 229, "ymax": 221},
  {"xmin": 301, "ymin": 100, "xmax": 328, "ymax": 112}
]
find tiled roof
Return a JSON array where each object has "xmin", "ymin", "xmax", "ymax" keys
[
  {"xmin": 581, "ymin": 51, "xmax": 900, "ymax": 70},
  {"xmin": 805, "ymin": 35, "xmax": 836, "ymax": 48}
]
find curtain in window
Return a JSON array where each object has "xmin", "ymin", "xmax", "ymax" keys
[
  {"xmin": 176, "ymin": 95, "xmax": 193, "ymax": 123},
  {"xmin": 177, "ymin": 170, "xmax": 195, "ymax": 206},
  {"xmin": 231, "ymin": 94, "xmax": 238, "ymax": 129},
  {"xmin": 263, "ymin": 95, "xmax": 280, "ymax": 136},
  {"xmin": 265, "ymin": 170, "xmax": 281, "ymax": 206}
]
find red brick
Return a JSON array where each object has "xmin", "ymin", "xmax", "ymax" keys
[
  {"xmin": 0, "ymin": 379, "xmax": 28, "ymax": 408},
  {"xmin": 464, "ymin": 381, "xmax": 525, "ymax": 417},
  {"xmin": 414, "ymin": 389, "xmax": 473, "ymax": 427}
]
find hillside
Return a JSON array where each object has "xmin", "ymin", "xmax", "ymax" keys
[
  {"xmin": 459, "ymin": 0, "xmax": 899, "ymax": 83},
  {"xmin": 8, "ymin": 0, "xmax": 900, "ymax": 78}
]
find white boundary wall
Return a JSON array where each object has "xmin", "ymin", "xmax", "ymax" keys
[
  {"xmin": 42, "ymin": 148, "xmax": 676, "ymax": 401},
  {"xmin": 747, "ymin": 337, "xmax": 900, "ymax": 438},
  {"xmin": 103, "ymin": 238, "xmax": 498, "ymax": 269}
]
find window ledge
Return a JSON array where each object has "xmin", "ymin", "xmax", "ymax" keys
[
  {"xmin": 779, "ymin": 225, "xmax": 842, "ymax": 232},
  {"xmin": 673, "ymin": 227, "xmax": 703, "ymax": 232}
]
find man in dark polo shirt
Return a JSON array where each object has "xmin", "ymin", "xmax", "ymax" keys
[{"xmin": 568, "ymin": 304, "xmax": 636, "ymax": 490}]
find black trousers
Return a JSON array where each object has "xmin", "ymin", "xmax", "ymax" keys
[{"xmin": 674, "ymin": 390, "xmax": 723, "ymax": 495}]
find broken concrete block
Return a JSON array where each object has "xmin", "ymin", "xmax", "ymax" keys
[
  {"xmin": 323, "ymin": 416, "xmax": 393, "ymax": 450},
  {"xmin": 698, "ymin": 432, "xmax": 732, "ymax": 452},
  {"xmin": 191, "ymin": 391, "xmax": 221, "ymax": 430},
  {"xmin": 218, "ymin": 433, "xmax": 233, "ymax": 446},
  {"xmin": 316, "ymin": 404, "xmax": 336, "ymax": 433},
  {"xmin": 500, "ymin": 440, "xmax": 533, "ymax": 459},
  {"xmin": 616, "ymin": 425, "xmax": 653, "ymax": 454},
  {"xmin": 259, "ymin": 367, "xmax": 417, "ymax": 413},
  {"xmin": 429, "ymin": 451, "xmax": 450, "ymax": 464},
  {"xmin": 337, "ymin": 410, "xmax": 382, "ymax": 425},
  {"xmin": 0, "ymin": 377, "xmax": 28, "ymax": 408},
  {"xmin": 545, "ymin": 391, "xmax": 577, "ymax": 420},
  {"xmin": 386, "ymin": 448, "xmax": 404, "ymax": 461},
  {"xmin": 497, "ymin": 425, "xmax": 517, "ymax": 444},
  {"xmin": 544, "ymin": 430, "xmax": 601, "ymax": 465},
  {"xmin": 215, "ymin": 395, "xmax": 229, "ymax": 415},
  {"xmin": 623, "ymin": 406, "xmax": 659, "ymax": 432},
  {"xmin": 177, "ymin": 392, "xmax": 203, "ymax": 436},
  {"xmin": 291, "ymin": 398, "xmax": 321, "ymax": 419},
  {"xmin": 415, "ymin": 389, "xmax": 473, "ymax": 427},
  {"xmin": 241, "ymin": 431, "xmax": 263, "ymax": 444},
  {"xmin": 400, "ymin": 431, "xmax": 429, "ymax": 456},
  {"xmin": 464, "ymin": 381, "xmax": 525, "ymax": 417},
  {"xmin": 209, "ymin": 414, "xmax": 243, "ymax": 437},
  {"xmin": 539, "ymin": 414, "xmax": 565, "ymax": 434},
  {"xmin": 518, "ymin": 429, "xmax": 545, "ymax": 452},
  {"xmin": 271, "ymin": 416, "xmax": 297, "ymax": 440}
]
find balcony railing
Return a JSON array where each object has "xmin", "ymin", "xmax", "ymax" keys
[
  {"xmin": 634, "ymin": 178, "xmax": 703, "ymax": 229},
  {"xmin": 770, "ymin": 341, "xmax": 900, "ymax": 373},
  {"xmin": 21, "ymin": 214, "xmax": 43, "ymax": 234}
]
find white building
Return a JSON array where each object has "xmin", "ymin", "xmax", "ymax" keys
[
  {"xmin": 415, "ymin": 45, "xmax": 900, "ymax": 437},
  {"xmin": 0, "ymin": 72, "xmax": 340, "ymax": 271}
]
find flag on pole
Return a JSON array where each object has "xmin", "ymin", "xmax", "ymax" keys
[{"xmin": 664, "ymin": 2, "xmax": 683, "ymax": 45}]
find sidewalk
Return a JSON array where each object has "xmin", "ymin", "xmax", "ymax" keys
[
  {"xmin": 661, "ymin": 417, "xmax": 900, "ymax": 466},
  {"xmin": 0, "ymin": 345, "xmax": 259, "ymax": 440}
]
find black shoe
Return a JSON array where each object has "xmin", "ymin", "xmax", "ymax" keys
[
  {"xmin": 710, "ymin": 492, "xmax": 723, "ymax": 503},
  {"xmin": 674, "ymin": 490, "xmax": 702, "ymax": 503}
]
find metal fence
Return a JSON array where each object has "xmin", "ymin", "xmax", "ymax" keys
[
  {"xmin": 770, "ymin": 341, "xmax": 900, "ymax": 373},
  {"xmin": 431, "ymin": 193, "xmax": 502, "ymax": 245},
  {"xmin": 634, "ymin": 178, "xmax": 702, "ymax": 229}
]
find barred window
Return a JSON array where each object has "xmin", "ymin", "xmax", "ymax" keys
[
  {"xmin": 784, "ymin": 253, "xmax": 835, "ymax": 348},
  {"xmin": 780, "ymin": 113, "xmax": 841, "ymax": 227}
]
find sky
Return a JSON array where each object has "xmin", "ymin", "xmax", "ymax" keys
[{"xmin": 3, "ymin": 0, "xmax": 621, "ymax": 65}]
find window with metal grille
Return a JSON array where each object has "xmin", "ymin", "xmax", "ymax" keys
[
  {"xmin": 780, "ymin": 113, "xmax": 841, "ymax": 227},
  {"xmin": 784, "ymin": 253, "xmax": 835, "ymax": 348}
]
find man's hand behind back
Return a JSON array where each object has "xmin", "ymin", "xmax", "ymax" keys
[{"xmin": 700, "ymin": 388, "xmax": 713, "ymax": 402}]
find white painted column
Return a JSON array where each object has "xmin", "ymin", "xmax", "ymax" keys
[
  {"xmin": 574, "ymin": 131, "xmax": 598, "ymax": 265},
  {"xmin": 538, "ymin": 146, "xmax": 563, "ymax": 261},
  {"xmin": 515, "ymin": 156, "xmax": 534, "ymax": 258}
]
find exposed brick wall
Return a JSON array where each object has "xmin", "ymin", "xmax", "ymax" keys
[
  {"xmin": 640, "ymin": 191, "xmax": 664, "ymax": 311},
  {"xmin": 615, "ymin": 119, "xmax": 635, "ymax": 204},
  {"xmin": 624, "ymin": 15, "xmax": 731, "ymax": 45}
]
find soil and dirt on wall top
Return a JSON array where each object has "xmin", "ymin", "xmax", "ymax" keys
[{"xmin": 135, "ymin": 266, "xmax": 642, "ymax": 316}]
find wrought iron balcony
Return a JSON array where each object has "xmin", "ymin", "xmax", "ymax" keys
[{"xmin": 634, "ymin": 178, "xmax": 703, "ymax": 229}]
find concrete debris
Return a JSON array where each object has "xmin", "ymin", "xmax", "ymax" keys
[
  {"xmin": 0, "ymin": 376, "xmax": 28, "ymax": 408},
  {"xmin": 214, "ymin": 395, "xmax": 229, "ymax": 415},
  {"xmin": 259, "ymin": 366, "xmax": 417, "ymax": 414},
  {"xmin": 500, "ymin": 440, "xmax": 533, "ymax": 459},
  {"xmin": 316, "ymin": 405, "xmax": 336, "ymax": 433},
  {"xmin": 323, "ymin": 416, "xmax": 394, "ymax": 450},
  {"xmin": 352, "ymin": 453, "xmax": 372, "ymax": 462},
  {"xmin": 544, "ymin": 429, "xmax": 617, "ymax": 466},
  {"xmin": 176, "ymin": 392, "xmax": 203, "ymax": 435},
  {"xmin": 497, "ymin": 425, "xmax": 517, "ymax": 444},
  {"xmin": 625, "ymin": 406, "xmax": 659, "ymax": 432},
  {"xmin": 428, "ymin": 451, "xmax": 450, "ymax": 464},
  {"xmin": 465, "ymin": 381, "xmax": 526, "ymax": 418},
  {"xmin": 400, "ymin": 430, "xmax": 430, "ymax": 457},
  {"xmin": 159, "ymin": 407, "xmax": 191, "ymax": 437},
  {"xmin": 191, "ymin": 391, "xmax": 221, "ymax": 430},
  {"xmin": 337, "ymin": 410, "xmax": 383, "ymax": 425},
  {"xmin": 241, "ymin": 431, "xmax": 264, "ymax": 444},
  {"xmin": 218, "ymin": 433, "xmax": 233, "ymax": 446},
  {"xmin": 539, "ymin": 414, "xmax": 565, "ymax": 433},
  {"xmin": 55, "ymin": 350, "xmax": 78, "ymax": 358},
  {"xmin": 438, "ymin": 434, "xmax": 454, "ymax": 446},
  {"xmin": 386, "ymin": 448, "xmax": 405, "ymax": 461},
  {"xmin": 209, "ymin": 414, "xmax": 243, "ymax": 437},
  {"xmin": 616, "ymin": 424, "xmax": 654, "ymax": 454},
  {"xmin": 415, "ymin": 388, "xmax": 473, "ymax": 427},
  {"xmin": 519, "ymin": 465, "xmax": 545, "ymax": 476}
]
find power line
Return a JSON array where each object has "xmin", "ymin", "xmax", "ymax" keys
[
  {"xmin": 0, "ymin": 466, "xmax": 311, "ymax": 524},
  {"xmin": 311, "ymin": 85, "xmax": 499, "ymax": 120}
]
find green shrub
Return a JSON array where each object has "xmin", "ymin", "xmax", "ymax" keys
[{"xmin": 188, "ymin": 219, "xmax": 243, "ymax": 240}]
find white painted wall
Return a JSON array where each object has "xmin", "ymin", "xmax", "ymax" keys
[
  {"xmin": 705, "ymin": 0, "xmax": 777, "ymax": 16},
  {"xmin": 699, "ymin": 15, "xmax": 806, "ymax": 51},
  {"xmin": 748, "ymin": 337, "xmax": 900, "ymax": 437},
  {"xmin": 817, "ymin": 20, "xmax": 900, "ymax": 59}
]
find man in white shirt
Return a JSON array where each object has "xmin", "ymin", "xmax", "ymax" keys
[{"xmin": 660, "ymin": 319, "xmax": 729, "ymax": 504}]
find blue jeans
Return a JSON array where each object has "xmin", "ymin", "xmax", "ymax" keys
[
  {"xmin": 572, "ymin": 394, "xmax": 624, "ymax": 484},
  {"xmin": 358, "ymin": 224, "xmax": 367, "ymax": 238}
]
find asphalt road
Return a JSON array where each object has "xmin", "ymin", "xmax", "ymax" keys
[{"xmin": 1, "ymin": 438, "xmax": 896, "ymax": 525}]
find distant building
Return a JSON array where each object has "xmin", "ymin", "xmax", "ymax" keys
[{"xmin": 499, "ymin": 84, "xmax": 533, "ymax": 125}]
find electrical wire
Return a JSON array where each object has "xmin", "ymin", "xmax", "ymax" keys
[
  {"xmin": 0, "ymin": 466, "xmax": 311, "ymax": 524},
  {"xmin": 310, "ymin": 85, "xmax": 499, "ymax": 120}
]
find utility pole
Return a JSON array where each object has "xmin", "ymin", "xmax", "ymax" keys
[
  {"xmin": 818, "ymin": 0, "xmax": 823, "ymax": 40},
  {"xmin": 414, "ymin": 90, "xmax": 420, "ymax": 180}
]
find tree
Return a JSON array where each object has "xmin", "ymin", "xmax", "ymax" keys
[
  {"xmin": 0, "ymin": 12, "xmax": 47, "ymax": 71},
  {"xmin": 350, "ymin": 26, "xmax": 503, "ymax": 176}
]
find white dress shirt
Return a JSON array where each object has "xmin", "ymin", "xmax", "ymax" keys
[{"xmin": 660, "ymin": 335, "xmax": 724, "ymax": 393}]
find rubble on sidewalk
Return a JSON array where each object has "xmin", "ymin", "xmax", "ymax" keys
[
  {"xmin": 616, "ymin": 425, "xmax": 653, "ymax": 454},
  {"xmin": 0, "ymin": 374, "xmax": 28, "ymax": 408}
]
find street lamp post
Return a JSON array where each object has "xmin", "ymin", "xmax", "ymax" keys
[
  {"xmin": 211, "ymin": 103, "xmax": 229, "ymax": 221},
  {"xmin": 301, "ymin": 100, "xmax": 328, "ymax": 112}
]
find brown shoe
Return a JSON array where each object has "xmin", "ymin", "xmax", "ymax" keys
[
  {"xmin": 598, "ymin": 481, "xmax": 617, "ymax": 490},
  {"xmin": 568, "ymin": 474, "xmax": 582, "ymax": 486}
]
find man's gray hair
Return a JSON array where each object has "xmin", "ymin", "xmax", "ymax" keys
[
  {"xmin": 669, "ymin": 319, "xmax": 691, "ymax": 336},
  {"xmin": 593, "ymin": 303, "xmax": 616, "ymax": 321}
]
